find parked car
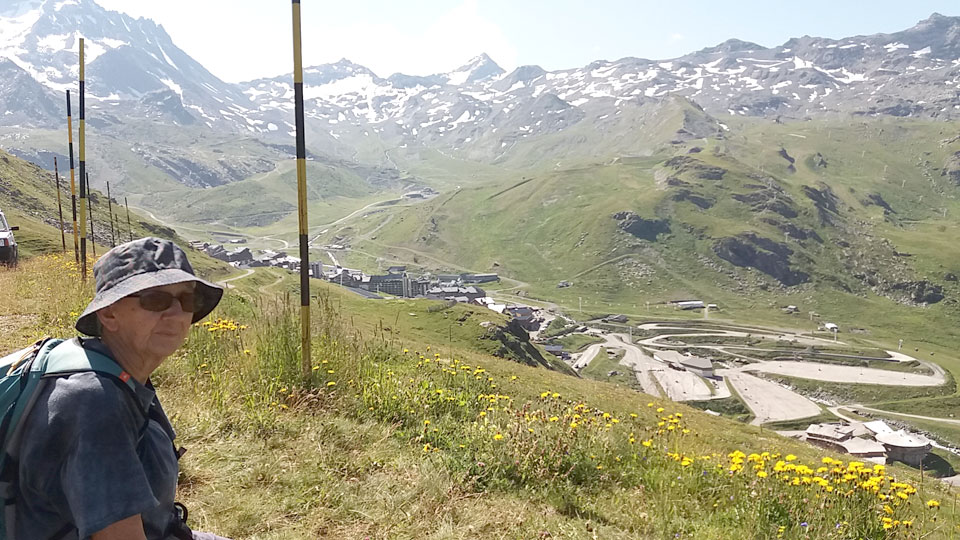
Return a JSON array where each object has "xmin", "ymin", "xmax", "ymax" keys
[{"xmin": 0, "ymin": 209, "xmax": 19, "ymax": 266}]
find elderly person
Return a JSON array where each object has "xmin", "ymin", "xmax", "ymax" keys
[{"xmin": 15, "ymin": 238, "xmax": 231, "ymax": 540}]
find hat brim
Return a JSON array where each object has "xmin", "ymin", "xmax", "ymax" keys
[{"xmin": 75, "ymin": 268, "xmax": 224, "ymax": 336}]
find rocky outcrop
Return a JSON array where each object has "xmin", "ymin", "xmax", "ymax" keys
[
  {"xmin": 861, "ymin": 192, "xmax": 895, "ymax": 214},
  {"xmin": 663, "ymin": 156, "xmax": 727, "ymax": 180},
  {"xmin": 732, "ymin": 180, "xmax": 799, "ymax": 219},
  {"xmin": 778, "ymin": 148, "xmax": 797, "ymax": 172},
  {"xmin": 759, "ymin": 217, "xmax": 823, "ymax": 243},
  {"xmin": 671, "ymin": 189, "xmax": 714, "ymax": 209},
  {"xmin": 887, "ymin": 281, "xmax": 945, "ymax": 304},
  {"xmin": 802, "ymin": 183, "xmax": 842, "ymax": 226},
  {"xmin": 480, "ymin": 319, "xmax": 556, "ymax": 370},
  {"xmin": 612, "ymin": 212, "xmax": 670, "ymax": 241},
  {"xmin": 713, "ymin": 233, "xmax": 809, "ymax": 286},
  {"xmin": 940, "ymin": 151, "xmax": 960, "ymax": 186}
]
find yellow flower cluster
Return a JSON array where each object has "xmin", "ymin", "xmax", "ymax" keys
[{"xmin": 196, "ymin": 317, "xmax": 247, "ymax": 334}]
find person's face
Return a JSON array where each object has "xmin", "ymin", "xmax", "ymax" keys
[{"xmin": 97, "ymin": 281, "xmax": 196, "ymax": 362}]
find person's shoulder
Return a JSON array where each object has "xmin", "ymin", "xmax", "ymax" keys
[{"xmin": 44, "ymin": 371, "xmax": 130, "ymax": 418}]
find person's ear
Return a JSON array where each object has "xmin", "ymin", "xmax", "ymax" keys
[{"xmin": 96, "ymin": 304, "xmax": 122, "ymax": 334}]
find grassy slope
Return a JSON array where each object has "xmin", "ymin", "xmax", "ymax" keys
[
  {"xmin": 2, "ymin": 244, "xmax": 957, "ymax": 539},
  {"xmin": 0, "ymin": 148, "xmax": 232, "ymax": 279},
  {"xmin": 304, "ymin": 115, "xmax": 960, "ymax": 420}
]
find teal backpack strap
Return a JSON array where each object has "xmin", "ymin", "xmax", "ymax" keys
[{"xmin": 42, "ymin": 339, "xmax": 138, "ymax": 395}]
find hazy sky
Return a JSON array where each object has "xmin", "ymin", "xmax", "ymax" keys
[{"xmin": 95, "ymin": 0, "xmax": 960, "ymax": 83}]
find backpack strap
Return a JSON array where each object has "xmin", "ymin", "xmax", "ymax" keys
[{"xmin": 43, "ymin": 339, "xmax": 139, "ymax": 395}]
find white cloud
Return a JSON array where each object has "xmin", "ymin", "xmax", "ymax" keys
[
  {"xmin": 670, "ymin": 33, "xmax": 684, "ymax": 42},
  {"xmin": 93, "ymin": 0, "xmax": 518, "ymax": 81}
]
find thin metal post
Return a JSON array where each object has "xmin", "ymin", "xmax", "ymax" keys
[
  {"xmin": 78, "ymin": 38, "xmax": 87, "ymax": 277},
  {"xmin": 291, "ymin": 0, "xmax": 311, "ymax": 379},
  {"xmin": 86, "ymin": 174, "xmax": 95, "ymax": 257},
  {"xmin": 106, "ymin": 181, "xmax": 116, "ymax": 247},
  {"xmin": 125, "ymin": 197, "xmax": 133, "ymax": 242},
  {"xmin": 53, "ymin": 157, "xmax": 66, "ymax": 252},
  {"xmin": 66, "ymin": 90, "xmax": 78, "ymax": 264}
]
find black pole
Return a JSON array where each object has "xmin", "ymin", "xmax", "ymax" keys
[
  {"xmin": 125, "ymin": 197, "xmax": 133, "ymax": 242},
  {"xmin": 86, "ymin": 173, "xmax": 95, "ymax": 257},
  {"xmin": 53, "ymin": 157, "xmax": 66, "ymax": 252},
  {"xmin": 106, "ymin": 181, "xmax": 116, "ymax": 247}
]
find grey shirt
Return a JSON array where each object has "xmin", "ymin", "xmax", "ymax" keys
[{"xmin": 16, "ymin": 339, "xmax": 182, "ymax": 539}]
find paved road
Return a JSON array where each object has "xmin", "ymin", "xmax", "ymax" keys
[
  {"xmin": 216, "ymin": 268, "xmax": 255, "ymax": 288},
  {"xmin": 722, "ymin": 371, "xmax": 821, "ymax": 426},
  {"xmin": 651, "ymin": 369, "xmax": 715, "ymax": 401},
  {"xmin": 571, "ymin": 333, "xmax": 728, "ymax": 401},
  {"xmin": 572, "ymin": 342, "xmax": 604, "ymax": 370},
  {"xmin": 849, "ymin": 405, "xmax": 960, "ymax": 426},
  {"xmin": 738, "ymin": 361, "xmax": 945, "ymax": 386}
]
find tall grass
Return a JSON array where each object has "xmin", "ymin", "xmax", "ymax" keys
[
  {"xmin": 2, "ymin": 254, "xmax": 958, "ymax": 538},
  {"xmin": 172, "ymin": 286, "xmax": 956, "ymax": 538}
]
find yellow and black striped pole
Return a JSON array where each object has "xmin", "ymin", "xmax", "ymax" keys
[
  {"xmin": 53, "ymin": 157, "xmax": 66, "ymax": 252},
  {"xmin": 66, "ymin": 90, "xmax": 79, "ymax": 264},
  {"xmin": 291, "ymin": 0, "xmax": 311, "ymax": 378},
  {"xmin": 78, "ymin": 37, "xmax": 87, "ymax": 277}
]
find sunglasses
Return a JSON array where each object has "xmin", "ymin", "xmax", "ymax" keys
[{"xmin": 128, "ymin": 290, "xmax": 202, "ymax": 313}]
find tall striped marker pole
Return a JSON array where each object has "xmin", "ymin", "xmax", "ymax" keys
[
  {"xmin": 66, "ymin": 90, "xmax": 79, "ymax": 264},
  {"xmin": 86, "ymin": 173, "xmax": 95, "ymax": 257},
  {"xmin": 78, "ymin": 38, "xmax": 87, "ymax": 277},
  {"xmin": 291, "ymin": 0, "xmax": 311, "ymax": 378},
  {"xmin": 53, "ymin": 157, "xmax": 66, "ymax": 252},
  {"xmin": 106, "ymin": 181, "xmax": 116, "ymax": 247}
]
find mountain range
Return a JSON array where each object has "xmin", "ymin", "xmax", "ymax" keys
[
  {"xmin": 3, "ymin": 0, "xmax": 960, "ymax": 317},
  {"xmin": 2, "ymin": 0, "xmax": 960, "ymax": 162}
]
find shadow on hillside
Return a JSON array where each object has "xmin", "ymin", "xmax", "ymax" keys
[{"xmin": 890, "ymin": 453, "xmax": 957, "ymax": 478}]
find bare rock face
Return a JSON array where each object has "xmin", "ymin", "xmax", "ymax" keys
[
  {"xmin": 612, "ymin": 211, "xmax": 670, "ymax": 241},
  {"xmin": 663, "ymin": 156, "xmax": 727, "ymax": 180},
  {"xmin": 802, "ymin": 183, "xmax": 842, "ymax": 226},
  {"xmin": 941, "ymin": 151, "xmax": 960, "ymax": 186},
  {"xmin": 713, "ymin": 233, "xmax": 809, "ymax": 286},
  {"xmin": 759, "ymin": 217, "xmax": 823, "ymax": 243},
  {"xmin": 861, "ymin": 192, "xmax": 895, "ymax": 214},
  {"xmin": 671, "ymin": 189, "xmax": 714, "ymax": 209},
  {"xmin": 887, "ymin": 280, "xmax": 945, "ymax": 304},
  {"xmin": 778, "ymin": 148, "xmax": 796, "ymax": 172},
  {"xmin": 732, "ymin": 180, "xmax": 799, "ymax": 219}
]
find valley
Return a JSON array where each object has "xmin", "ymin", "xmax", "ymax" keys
[{"xmin": 2, "ymin": 1, "xmax": 960, "ymax": 536}]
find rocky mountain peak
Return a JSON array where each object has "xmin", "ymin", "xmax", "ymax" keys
[
  {"xmin": 442, "ymin": 53, "xmax": 504, "ymax": 85},
  {"xmin": 694, "ymin": 38, "xmax": 767, "ymax": 56}
]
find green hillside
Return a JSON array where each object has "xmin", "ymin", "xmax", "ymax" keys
[
  {"xmin": 1, "ymin": 245, "xmax": 956, "ymax": 539},
  {"xmin": 0, "ymin": 148, "xmax": 231, "ymax": 278}
]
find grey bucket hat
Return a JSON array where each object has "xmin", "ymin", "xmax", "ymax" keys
[{"xmin": 75, "ymin": 237, "xmax": 224, "ymax": 336}]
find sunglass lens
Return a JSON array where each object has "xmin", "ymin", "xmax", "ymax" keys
[
  {"xmin": 183, "ymin": 292, "xmax": 200, "ymax": 313},
  {"xmin": 139, "ymin": 291, "xmax": 174, "ymax": 312},
  {"xmin": 137, "ymin": 291, "xmax": 199, "ymax": 313}
]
